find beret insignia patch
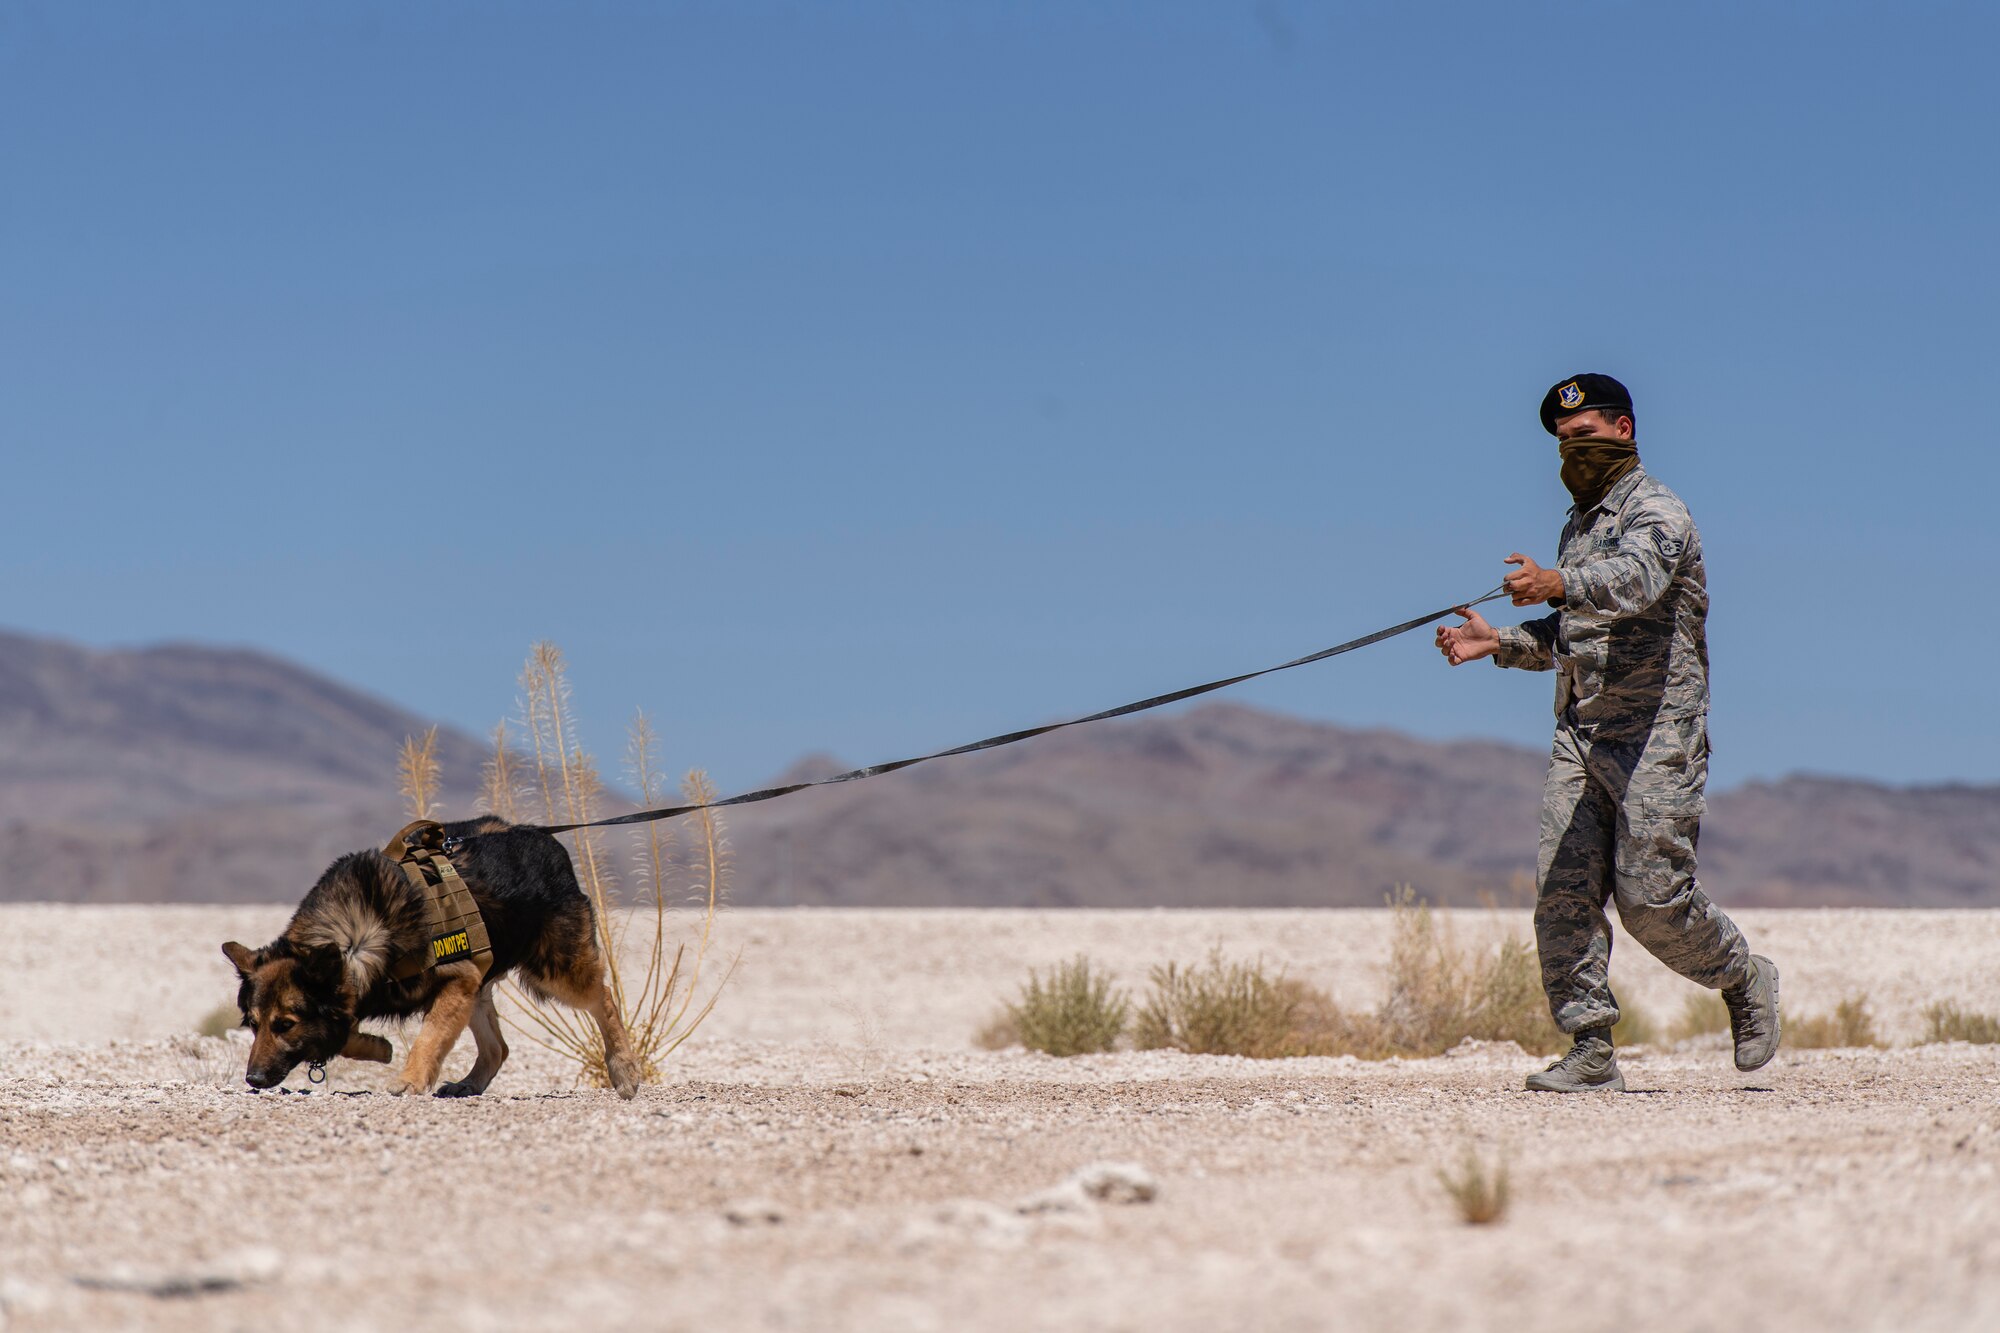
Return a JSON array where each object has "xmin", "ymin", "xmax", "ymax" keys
[{"xmin": 1558, "ymin": 381, "xmax": 1584, "ymax": 411}]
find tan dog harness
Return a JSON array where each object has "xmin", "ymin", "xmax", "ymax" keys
[{"xmin": 384, "ymin": 820, "xmax": 493, "ymax": 981}]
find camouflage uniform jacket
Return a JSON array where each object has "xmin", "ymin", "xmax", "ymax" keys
[{"xmin": 1492, "ymin": 464, "xmax": 1709, "ymax": 744}]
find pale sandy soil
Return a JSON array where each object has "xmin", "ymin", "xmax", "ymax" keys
[{"xmin": 3, "ymin": 907, "xmax": 1999, "ymax": 1332}]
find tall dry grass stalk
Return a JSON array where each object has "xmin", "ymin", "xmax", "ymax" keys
[
  {"xmin": 499, "ymin": 646, "xmax": 734, "ymax": 1087},
  {"xmin": 401, "ymin": 642, "xmax": 733, "ymax": 1090},
  {"xmin": 613, "ymin": 716, "xmax": 734, "ymax": 1073},
  {"xmin": 480, "ymin": 721, "xmax": 521, "ymax": 821},
  {"xmin": 396, "ymin": 726, "xmax": 442, "ymax": 821}
]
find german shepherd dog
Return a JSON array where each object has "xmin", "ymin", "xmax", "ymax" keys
[{"xmin": 221, "ymin": 818, "xmax": 640, "ymax": 1099}]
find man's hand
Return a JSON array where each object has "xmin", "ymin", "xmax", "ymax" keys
[
  {"xmin": 1436, "ymin": 607, "xmax": 1500, "ymax": 666},
  {"xmin": 1503, "ymin": 553, "xmax": 1565, "ymax": 607}
]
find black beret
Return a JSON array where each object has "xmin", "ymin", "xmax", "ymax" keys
[{"xmin": 1539, "ymin": 373, "xmax": 1633, "ymax": 434}]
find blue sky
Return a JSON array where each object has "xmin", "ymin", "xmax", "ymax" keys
[{"xmin": 4, "ymin": 1, "xmax": 1995, "ymax": 792}]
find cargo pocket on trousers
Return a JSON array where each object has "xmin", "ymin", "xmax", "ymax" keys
[{"xmin": 1633, "ymin": 717, "xmax": 1707, "ymax": 818}]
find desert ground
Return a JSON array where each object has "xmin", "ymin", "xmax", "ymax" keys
[{"xmin": 3, "ymin": 906, "xmax": 1998, "ymax": 1331}]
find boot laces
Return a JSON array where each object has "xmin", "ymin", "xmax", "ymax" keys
[
  {"xmin": 1547, "ymin": 1040, "xmax": 1605, "ymax": 1073},
  {"xmin": 1724, "ymin": 979, "xmax": 1767, "ymax": 1043}
]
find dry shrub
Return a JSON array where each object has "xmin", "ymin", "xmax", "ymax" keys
[
  {"xmin": 975, "ymin": 892, "xmax": 1673, "ymax": 1063},
  {"xmin": 399, "ymin": 642, "xmax": 733, "ymax": 1090},
  {"xmin": 1437, "ymin": 1146, "xmax": 1510, "ymax": 1225},
  {"xmin": 1922, "ymin": 1000, "xmax": 2000, "ymax": 1046},
  {"xmin": 1120, "ymin": 894, "xmax": 1569, "ymax": 1061},
  {"xmin": 1789, "ymin": 994, "xmax": 1885, "ymax": 1049},
  {"xmin": 1133, "ymin": 949, "xmax": 1354, "ymax": 1058},
  {"xmin": 1371, "ymin": 890, "xmax": 1564, "ymax": 1058},
  {"xmin": 981, "ymin": 955, "xmax": 1129, "ymax": 1056},
  {"xmin": 1469, "ymin": 936, "xmax": 1562, "ymax": 1052},
  {"xmin": 1669, "ymin": 991, "xmax": 1730, "ymax": 1042}
]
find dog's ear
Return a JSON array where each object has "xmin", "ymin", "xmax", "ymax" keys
[
  {"xmin": 222, "ymin": 942, "xmax": 259, "ymax": 978},
  {"xmin": 297, "ymin": 944, "xmax": 346, "ymax": 992}
]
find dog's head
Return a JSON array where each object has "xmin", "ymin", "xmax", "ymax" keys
[{"xmin": 220, "ymin": 940, "xmax": 357, "ymax": 1088}]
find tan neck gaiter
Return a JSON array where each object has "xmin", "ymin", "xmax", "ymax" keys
[{"xmin": 1558, "ymin": 436, "xmax": 1640, "ymax": 509}]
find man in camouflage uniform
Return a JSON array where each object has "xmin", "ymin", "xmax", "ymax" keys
[{"xmin": 1436, "ymin": 373, "xmax": 1780, "ymax": 1092}]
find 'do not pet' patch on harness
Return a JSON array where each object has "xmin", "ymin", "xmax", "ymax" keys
[{"xmin": 384, "ymin": 819, "xmax": 493, "ymax": 981}]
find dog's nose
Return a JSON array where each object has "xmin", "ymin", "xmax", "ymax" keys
[{"xmin": 245, "ymin": 1070, "xmax": 276, "ymax": 1089}]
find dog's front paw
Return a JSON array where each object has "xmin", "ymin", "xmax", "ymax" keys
[
  {"xmin": 435, "ymin": 1078, "xmax": 485, "ymax": 1099},
  {"xmin": 388, "ymin": 1079, "xmax": 424, "ymax": 1098}
]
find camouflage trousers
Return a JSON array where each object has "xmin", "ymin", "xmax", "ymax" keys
[{"xmin": 1534, "ymin": 716, "xmax": 1754, "ymax": 1034}]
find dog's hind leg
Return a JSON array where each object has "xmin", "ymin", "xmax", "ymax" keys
[
  {"xmin": 436, "ymin": 987, "xmax": 508, "ymax": 1098},
  {"xmin": 520, "ymin": 902, "xmax": 644, "ymax": 1100},
  {"xmin": 584, "ymin": 975, "xmax": 643, "ymax": 1101},
  {"xmin": 530, "ymin": 957, "xmax": 642, "ymax": 1100},
  {"xmin": 390, "ymin": 964, "xmax": 482, "ymax": 1097}
]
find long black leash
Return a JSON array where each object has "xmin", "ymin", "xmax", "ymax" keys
[{"xmin": 512, "ymin": 586, "xmax": 1508, "ymax": 838}]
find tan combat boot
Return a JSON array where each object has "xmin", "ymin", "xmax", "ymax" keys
[
  {"xmin": 1723, "ymin": 955, "xmax": 1782, "ymax": 1072},
  {"xmin": 1525, "ymin": 1031, "xmax": 1624, "ymax": 1093}
]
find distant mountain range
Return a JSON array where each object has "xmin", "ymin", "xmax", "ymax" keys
[
  {"xmin": 0, "ymin": 629, "xmax": 486, "ymax": 903},
  {"xmin": 2, "ymin": 628, "xmax": 1994, "ymax": 907},
  {"xmin": 723, "ymin": 705, "xmax": 2000, "ymax": 909}
]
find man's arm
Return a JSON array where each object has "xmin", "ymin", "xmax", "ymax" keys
[
  {"xmin": 1557, "ymin": 498, "xmax": 1693, "ymax": 620},
  {"xmin": 1492, "ymin": 613, "xmax": 1559, "ymax": 671},
  {"xmin": 1436, "ymin": 605, "xmax": 1557, "ymax": 670}
]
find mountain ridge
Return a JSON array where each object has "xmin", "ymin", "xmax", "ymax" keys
[{"xmin": 1, "ymin": 628, "xmax": 1992, "ymax": 907}]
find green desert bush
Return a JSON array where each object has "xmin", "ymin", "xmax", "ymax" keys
[
  {"xmin": 1133, "ymin": 949, "xmax": 1349, "ymax": 1058},
  {"xmin": 1437, "ymin": 1145, "xmax": 1510, "ymax": 1225},
  {"xmin": 1789, "ymin": 994, "xmax": 1885, "ymax": 1049},
  {"xmin": 196, "ymin": 1004, "xmax": 240, "ymax": 1039},
  {"xmin": 1922, "ymin": 1000, "xmax": 2000, "ymax": 1046},
  {"xmin": 979, "ymin": 955, "xmax": 1129, "ymax": 1056}
]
